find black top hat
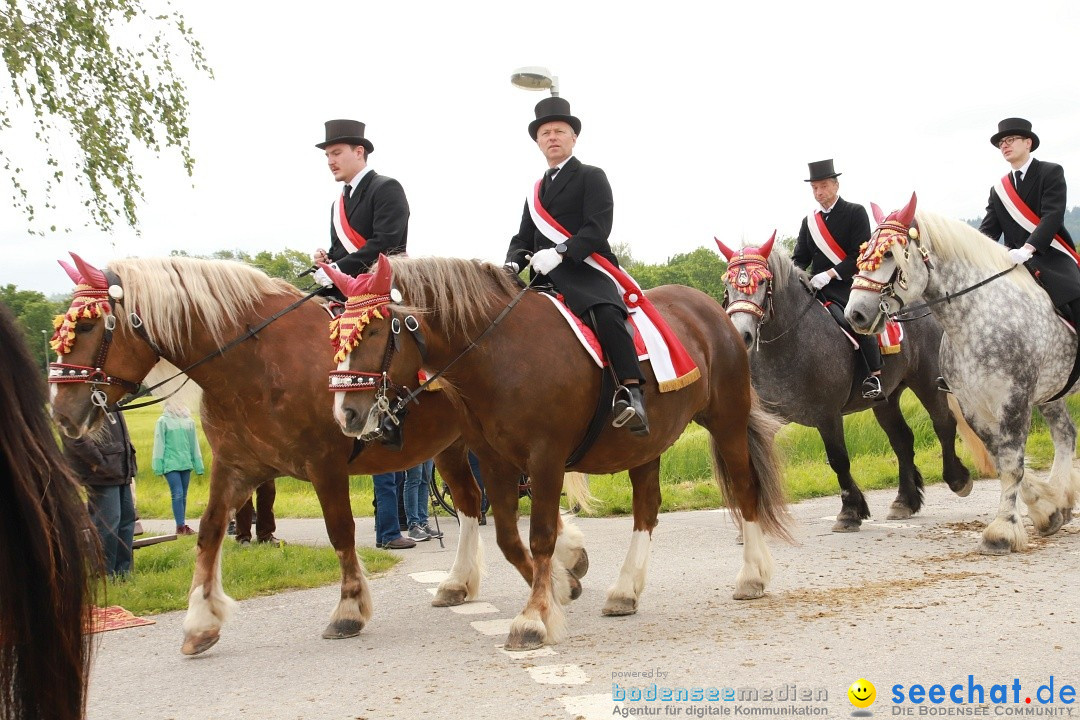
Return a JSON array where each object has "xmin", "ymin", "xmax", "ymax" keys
[
  {"xmin": 316, "ymin": 119, "xmax": 374, "ymax": 154},
  {"xmin": 528, "ymin": 97, "xmax": 582, "ymax": 140},
  {"xmin": 990, "ymin": 117, "xmax": 1039, "ymax": 151},
  {"xmin": 805, "ymin": 159, "xmax": 841, "ymax": 182}
]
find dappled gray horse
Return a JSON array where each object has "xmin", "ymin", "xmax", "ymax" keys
[
  {"xmin": 846, "ymin": 195, "xmax": 1079, "ymax": 554},
  {"xmin": 716, "ymin": 234, "xmax": 989, "ymax": 531}
]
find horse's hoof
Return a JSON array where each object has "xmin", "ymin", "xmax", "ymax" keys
[
  {"xmin": 831, "ymin": 519, "xmax": 862, "ymax": 533},
  {"xmin": 886, "ymin": 503, "xmax": 914, "ymax": 520},
  {"xmin": 1038, "ymin": 510, "xmax": 1065, "ymax": 537},
  {"xmin": 181, "ymin": 629, "xmax": 220, "ymax": 656},
  {"xmin": 977, "ymin": 537, "xmax": 1013, "ymax": 556},
  {"xmin": 321, "ymin": 618, "xmax": 364, "ymax": 639},
  {"xmin": 949, "ymin": 476, "xmax": 974, "ymax": 498},
  {"xmin": 505, "ymin": 627, "xmax": 545, "ymax": 651},
  {"xmin": 735, "ymin": 533, "xmax": 744, "ymax": 545},
  {"xmin": 733, "ymin": 582, "xmax": 765, "ymax": 600},
  {"xmin": 568, "ymin": 575, "xmax": 583, "ymax": 601},
  {"xmin": 569, "ymin": 548, "xmax": 589, "ymax": 580},
  {"xmin": 431, "ymin": 586, "xmax": 467, "ymax": 607},
  {"xmin": 602, "ymin": 596, "xmax": 638, "ymax": 616}
]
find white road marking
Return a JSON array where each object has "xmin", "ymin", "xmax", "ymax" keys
[
  {"xmin": 559, "ymin": 693, "xmax": 614, "ymax": 720},
  {"xmin": 409, "ymin": 570, "xmax": 450, "ymax": 583},
  {"xmin": 470, "ymin": 618, "xmax": 514, "ymax": 635},
  {"xmin": 496, "ymin": 645, "xmax": 557, "ymax": 659},
  {"xmin": 450, "ymin": 602, "xmax": 499, "ymax": 615},
  {"xmin": 527, "ymin": 664, "xmax": 589, "ymax": 685}
]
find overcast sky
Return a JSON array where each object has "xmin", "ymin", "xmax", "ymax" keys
[{"xmin": 3, "ymin": 0, "xmax": 1080, "ymax": 295}]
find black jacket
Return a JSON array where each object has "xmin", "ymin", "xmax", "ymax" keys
[
  {"xmin": 979, "ymin": 158, "xmax": 1080, "ymax": 306},
  {"xmin": 505, "ymin": 156, "xmax": 624, "ymax": 315},
  {"xmin": 792, "ymin": 197, "xmax": 871, "ymax": 305},
  {"xmin": 62, "ymin": 413, "xmax": 136, "ymax": 487},
  {"xmin": 323, "ymin": 170, "xmax": 410, "ymax": 298}
]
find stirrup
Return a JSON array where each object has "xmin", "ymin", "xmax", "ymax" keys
[
  {"xmin": 860, "ymin": 375, "xmax": 883, "ymax": 400},
  {"xmin": 611, "ymin": 385, "xmax": 636, "ymax": 428}
]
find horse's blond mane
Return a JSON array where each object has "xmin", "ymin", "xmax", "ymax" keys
[
  {"xmin": 387, "ymin": 256, "xmax": 522, "ymax": 336},
  {"xmin": 909, "ymin": 211, "xmax": 1044, "ymax": 300},
  {"xmin": 106, "ymin": 256, "xmax": 301, "ymax": 355}
]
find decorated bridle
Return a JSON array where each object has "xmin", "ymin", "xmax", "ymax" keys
[
  {"xmin": 48, "ymin": 253, "xmax": 164, "ymax": 410},
  {"xmin": 323, "ymin": 258, "xmax": 428, "ymax": 442},
  {"xmin": 851, "ymin": 193, "xmax": 933, "ymax": 324},
  {"xmin": 715, "ymin": 231, "xmax": 777, "ymax": 326}
]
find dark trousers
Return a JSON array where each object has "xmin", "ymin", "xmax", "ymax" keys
[
  {"xmin": 588, "ymin": 303, "xmax": 644, "ymax": 384},
  {"xmin": 825, "ymin": 300, "xmax": 882, "ymax": 375},
  {"xmin": 86, "ymin": 483, "xmax": 135, "ymax": 578},
  {"xmin": 236, "ymin": 479, "xmax": 277, "ymax": 542}
]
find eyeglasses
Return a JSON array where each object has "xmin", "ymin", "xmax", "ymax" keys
[{"xmin": 997, "ymin": 135, "xmax": 1027, "ymax": 148}]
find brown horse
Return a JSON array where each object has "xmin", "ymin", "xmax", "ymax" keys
[
  {"xmin": 1, "ymin": 303, "xmax": 96, "ymax": 720},
  {"xmin": 47, "ymin": 254, "xmax": 486, "ymax": 656},
  {"xmin": 327, "ymin": 256, "xmax": 793, "ymax": 651}
]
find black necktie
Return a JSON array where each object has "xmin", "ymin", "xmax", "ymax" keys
[
  {"xmin": 541, "ymin": 167, "xmax": 558, "ymax": 197},
  {"xmin": 1014, "ymin": 170, "xmax": 1023, "ymax": 190},
  {"xmin": 343, "ymin": 184, "xmax": 353, "ymax": 202}
]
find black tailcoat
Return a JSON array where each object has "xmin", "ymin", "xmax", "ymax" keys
[
  {"xmin": 324, "ymin": 171, "xmax": 409, "ymax": 297},
  {"xmin": 792, "ymin": 197, "xmax": 871, "ymax": 305},
  {"xmin": 979, "ymin": 157, "xmax": 1080, "ymax": 306}
]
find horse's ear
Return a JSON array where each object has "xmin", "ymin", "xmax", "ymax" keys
[
  {"xmin": 896, "ymin": 192, "xmax": 918, "ymax": 226},
  {"xmin": 713, "ymin": 237, "xmax": 735, "ymax": 261},
  {"xmin": 58, "ymin": 259, "xmax": 83, "ymax": 285},
  {"xmin": 70, "ymin": 253, "xmax": 107, "ymax": 289},
  {"xmin": 318, "ymin": 262, "xmax": 358, "ymax": 296},
  {"xmin": 369, "ymin": 254, "xmax": 393, "ymax": 294},
  {"xmin": 760, "ymin": 230, "xmax": 776, "ymax": 259},
  {"xmin": 871, "ymin": 203, "xmax": 885, "ymax": 225}
]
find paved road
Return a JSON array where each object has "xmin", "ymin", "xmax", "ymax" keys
[{"xmin": 92, "ymin": 478, "xmax": 1080, "ymax": 720}]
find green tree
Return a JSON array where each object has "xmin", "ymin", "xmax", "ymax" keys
[
  {"xmin": 0, "ymin": 0, "xmax": 212, "ymax": 232},
  {"xmin": 626, "ymin": 246, "xmax": 728, "ymax": 304},
  {"xmin": 173, "ymin": 248, "xmax": 314, "ymax": 289},
  {"xmin": 0, "ymin": 284, "xmax": 69, "ymax": 370}
]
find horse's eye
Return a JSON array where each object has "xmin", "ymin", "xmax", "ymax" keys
[
  {"xmin": 884, "ymin": 250, "xmax": 893, "ymax": 260},
  {"xmin": 75, "ymin": 322, "xmax": 95, "ymax": 334}
]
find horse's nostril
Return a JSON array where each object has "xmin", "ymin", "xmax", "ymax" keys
[
  {"xmin": 343, "ymin": 407, "xmax": 357, "ymax": 427},
  {"xmin": 742, "ymin": 331, "xmax": 753, "ymax": 347}
]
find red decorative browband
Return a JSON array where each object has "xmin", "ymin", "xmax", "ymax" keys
[
  {"xmin": 328, "ymin": 291, "xmax": 392, "ymax": 363},
  {"xmin": 51, "ymin": 285, "xmax": 112, "ymax": 355},
  {"xmin": 857, "ymin": 222, "xmax": 913, "ymax": 273}
]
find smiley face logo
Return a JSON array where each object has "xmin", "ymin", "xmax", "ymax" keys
[{"xmin": 848, "ymin": 678, "xmax": 876, "ymax": 709}]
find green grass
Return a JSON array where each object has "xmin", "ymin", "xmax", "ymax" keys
[
  {"xmin": 126, "ymin": 394, "xmax": 1080, "ymax": 520},
  {"xmin": 103, "ymin": 535, "xmax": 398, "ymax": 616}
]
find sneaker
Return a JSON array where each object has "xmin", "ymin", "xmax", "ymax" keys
[
  {"xmin": 861, "ymin": 374, "xmax": 884, "ymax": 400},
  {"xmin": 420, "ymin": 522, "xmax": 443, "ymax": 539},
  {"xmin": 377, "ymin": 536, "xmax": 416, "ymax": 550},
  {"xmin": 227, "ymin": 519, "xmax": 236, "ymax": 536},
  {"xmin": 408, "ymin": 524, "xmax": 432, "ymax": 542},
  {"xmin": 176, "ymin": 525, "xmax": 196, "ymax": 536},
  {"xmin": 237, "ymin": 537, "xmax": 251, "ymax": 545},
  {"xmin": 255, "ymin": 535, "xmax": 285, "ymax": 547}
]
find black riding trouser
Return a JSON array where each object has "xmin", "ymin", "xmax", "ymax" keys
[
  {"xmin": 588, "ymin": 303, "xmax": 644, "ymax": 384},
  {"xmin": 825, "ymin": 300, "xmax": 882, "ymax": 376}
]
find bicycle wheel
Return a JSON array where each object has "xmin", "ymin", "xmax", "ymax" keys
[{"xmin": 429, "ymin": 469, "xmax": 457, "ymax": 517}]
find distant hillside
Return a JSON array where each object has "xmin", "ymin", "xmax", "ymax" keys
[{"xmin": 964, "ymin": 206, "xmax": 1080, "ymax": 239}]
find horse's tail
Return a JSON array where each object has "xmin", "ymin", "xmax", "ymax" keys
[
  {"xmin": 947, "ymin": 394, "xmax": 996, "ymax": 477},
  {"xmin": 562, "ymin": 471, "xmax": 596, "ymax": 515},
  {"xmin": 710, "ymin": 393, "xmax": 793, "ymax": 543}
]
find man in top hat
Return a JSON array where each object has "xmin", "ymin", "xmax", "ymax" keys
[
  {"xmin": 979, "ymin": 117, "xmax": 1080, "ymax": 325},
  {"xmin": 312, "ymin": 118, "xmax": 410, "ymax": 300},
  {"xmin": 792, "ymin": 159, "xmax": 883, "ymax": 400},
  {"xmin": 505, "ymin": 96, "xmax": 649, "ymax": 435},
  {"xmin": 312, "ymin": 118, "xmax": 416, "ymax": 550}
]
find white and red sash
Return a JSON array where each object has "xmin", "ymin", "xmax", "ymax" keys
[
  {"xmin": 332, "ymin": 190, "xmax": 367, "ymax": 254},
  {"xmin": 526, "ymin": 180, "xmax": 700, "ymax": 392},
  {"xmin": 806, "ymin": 210, "xmax": 846, "ymax": 266},
  {"xmin": 994, "ymin": 174, "xmax": 1080, "ymax": 267}
]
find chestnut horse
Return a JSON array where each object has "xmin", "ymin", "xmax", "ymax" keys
[
  {"xmin": 47, "ymin": 254, "xmax": 486, "ymax": 656},
  {"xmin": 324, "ymin": 256, "xmax": 792, "ymax": 651}
]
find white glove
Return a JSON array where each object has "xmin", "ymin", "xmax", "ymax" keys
[
  {"xmin": 1008, "ymin": 246, "xmax": 1034, "ymax": 265},
  {"xmin": 530, "ymin": 247, "xmax": 563, "ymax": 275},
  {"xmin": 810, "ymin": 270, "xmax": 834, "ymax": 290},
  {"xmin": 313, "ymin": 262, "xmax": 339, "ymax": 288}
]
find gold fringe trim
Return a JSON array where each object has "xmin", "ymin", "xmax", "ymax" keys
[{"xmin": 656, "ymin": 367, "xmax": 701, "ymax": 393}]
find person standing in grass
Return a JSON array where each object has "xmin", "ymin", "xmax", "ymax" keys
[{"xmin": 151, "ymin": 400, "xmax": 205, "ymax": 536}]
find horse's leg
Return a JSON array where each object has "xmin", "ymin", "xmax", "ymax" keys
[
  {"xmin": 431, "ymin": 443, "xmax": 486, "ymax": 607},
  {"xmin": 181, "ymin": 467, "xmax": 250, "ymax": 655},
  {"xmin": 602, "ymin": 458, "xmax": 660, "ymax": 617},
  {"xmin": 908, "ymin": 378, "xmax": 973, "ymax": 497},
  {"xmin": 871, "ymin": 391, "xmax": 924, "ymax": 519},
  {"xmin": 506, "ymin": 461, "xmax": 569, "ymax": 651},
  {"xmin": 817, "ymin": 415, "xmax": 870, "ymax": 532},
  {"xmin": 971, "ymin": 407, "xmax": 1029, "ymax": 555},
  {"xmin": 310, "ymin": 470, "xmax": 372, "ymax": 639},
  {"xmin": 1025, "ymin": 401, "xmax": 1076, "ymax": 535},
  {"xmin": 482, "ymin": 453, "xmax": 534, "ymax": 588},
  {"xmin": 553, "ymin": 471, "xmax": 591, "ymax": 601}
]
